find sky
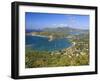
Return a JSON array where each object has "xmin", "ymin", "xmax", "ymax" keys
[{"xmin": 25, "ymin": 12, "xmax": 89, "ymax": 30}]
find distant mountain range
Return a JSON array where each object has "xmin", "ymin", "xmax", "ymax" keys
[
  {"xmin": 26, "ymin": 27, "xmax": 89, "ymax": 34},
  {"xmin": 44, "ymin": 27, "xmax": 88, "ymax": 32}
]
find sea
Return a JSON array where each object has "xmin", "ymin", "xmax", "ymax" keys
[{"xmin": 26, "ymin": 35, "xmax": 72, "ymax": 51}]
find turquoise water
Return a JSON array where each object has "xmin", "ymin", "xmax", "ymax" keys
[{"xmin": 26, "ymin": 36, "xmax": 72, "ymax": 51}]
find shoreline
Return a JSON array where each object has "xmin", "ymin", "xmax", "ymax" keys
[
  {"xmin": 26, "ymin": 34, "xmax": 49, "ymax": 38},
  {"xmin": 26, "ymin": 34, "xmax": 55, "ymax": 41},
  {"xmin": 26, "ymin": 34, "xmax": 76, "ymax": 53}
]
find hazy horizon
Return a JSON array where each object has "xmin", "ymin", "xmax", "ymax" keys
[{"xmin": 26, "ymin": 26, "xmax": 89, "ymax": 31}]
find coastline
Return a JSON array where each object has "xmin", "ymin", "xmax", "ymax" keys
[
  {"xmin": 51, "ymin": 41, "xmax": 76, "ymax": 55},
  {"xmin": 26, "ymin": 34, "xmax": 55, "ymax": 41},
  {"xmin": 26, "ymin": 34, "xmax": 75, "ymax": 53},
  {"xmin": 26, "ymin": 34, "xmax": 49, "ymax": 38}
]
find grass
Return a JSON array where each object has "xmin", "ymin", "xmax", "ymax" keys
[{"xmin": 25, "ymin": 49, "xmax": 89, "ymax": 68}]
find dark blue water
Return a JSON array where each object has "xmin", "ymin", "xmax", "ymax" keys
[{"xmin": 26, "ymin": 36, "xmax": 72, "ymax": 51}]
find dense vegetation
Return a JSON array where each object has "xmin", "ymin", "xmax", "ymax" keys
[{"xmin": 25, "ymin": 49, "xmax": 89, "ymax": 68}]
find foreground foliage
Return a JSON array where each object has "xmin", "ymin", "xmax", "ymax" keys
[{"xmin": 25, "ymin": 49, "xmax": 89, "ymax": 68}]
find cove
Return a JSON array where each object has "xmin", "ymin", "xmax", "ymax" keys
[{"xmin": 26, "ymin": 36, "xmax": 72, "ymax": 51}]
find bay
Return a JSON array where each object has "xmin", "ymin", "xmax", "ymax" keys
[{"xmin": 26, "ymin": 36, "xmax": 72, "ymax": 51}]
